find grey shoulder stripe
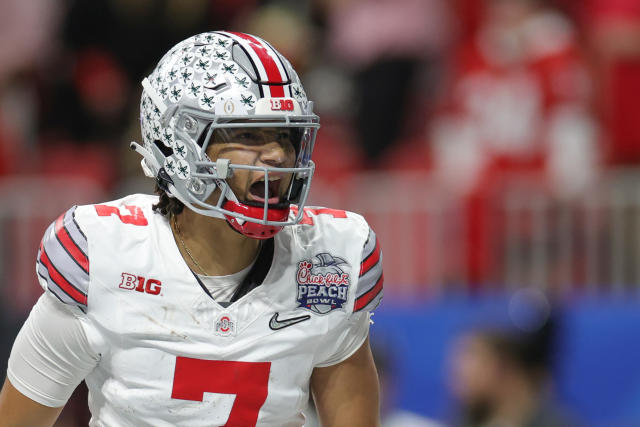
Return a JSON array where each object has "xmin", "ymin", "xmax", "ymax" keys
[
  {"xmin": 357, "ymin": 265, "xmax": 383, "ymax": 298},
  {"xmin": 43, "ymin": 231, "xmax": 89, "ymax": 294},
  {"xmin": 66, "ymin": 207, "xmax": 88, "ymax": 248},
  {"xmin": 362, "ymin": 290, "xmax": 384, "ymax": 312},
  {"xmin": 362, "ymin": 229, "xmax": 377, "ymax": 260},
  {"xmin": 37, "ymin": 259, "xmax": 83, "ymax": 309}
]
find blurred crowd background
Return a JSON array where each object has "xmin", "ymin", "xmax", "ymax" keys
[{"xmin": 1, "ymin": 0, "xmax": 640, "ymax": 425}]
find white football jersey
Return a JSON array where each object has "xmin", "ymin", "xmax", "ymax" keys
[{"xmin": 35, "ymin": 194, "xmax": 383, "ymax": 426}]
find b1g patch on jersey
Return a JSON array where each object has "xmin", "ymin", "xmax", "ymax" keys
[
  {"xmin": 296, "ymin": 253, "xmax": 350, "ymax": 315},
  {"xmin": 119, "ymin": 273, "xmax": 162, "ymax": 295}
]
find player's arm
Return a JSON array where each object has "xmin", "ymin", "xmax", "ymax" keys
[
  {"xmin": 0, "ymin": 292, "xmax": 98, "ymax": 427},
  {"xmin": 0, "ymin": 207, "xmax": 99, "ymax": 426},
  {"xmin": 311, "ymin": 336, "xmax": 381, "ymax": 427},
  {"xmin": 311, "ymin": 223, "xmax": 383, "ymax": 425},
  {"xmin": 0, "ymin": 379, "xmax": 63, "ymax": 427},
  {"xmin": 0, "ymin": 292, "xmax": 99, "ymax": 426}
]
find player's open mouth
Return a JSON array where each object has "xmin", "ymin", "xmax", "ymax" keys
[{"xmin": 248, "ymin": 176, "xmax": 282, "ymax": 204}]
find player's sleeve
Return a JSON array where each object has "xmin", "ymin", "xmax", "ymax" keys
[
  {"xmin": 314, "ymin": 227, "xmax": 383, "ymax": 367},
  {"xmin": 354, "ymin": 227, "xmax": 383, "ymax": 313},
  {"xmin": 7, "ymin": 292, "xmax": 100, "ymax": 407},
  {"xmin": 314, "ymin": 311, "xmax": 371, "ymax": 368},
  {"xmin": 36, "ymin": 206, "xmax": 90, "ymax": 312}
]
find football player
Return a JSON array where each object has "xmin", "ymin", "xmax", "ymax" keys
[{"xmin": 0, "ymin": 32, "xmax": 383, "ymax": 426}]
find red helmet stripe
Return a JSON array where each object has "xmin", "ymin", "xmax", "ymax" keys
[{"xmin": 227, "ymin": 32, "xmax": 286, "ymax": 97}]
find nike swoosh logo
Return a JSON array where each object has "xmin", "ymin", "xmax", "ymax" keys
[{"xmin": 269, "ymin": 312, "xmax": 311, "ymax": 330}]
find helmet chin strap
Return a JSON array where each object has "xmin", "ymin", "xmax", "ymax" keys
[
  {"xmin": 168, "ymin": 183, "xmax": 227, "ymax": 220},
  {"xmin": 212, "ymin": 178, "xmax": 242, "ymax": 222},
  {"xmin": 199, "ymin": 152, "xmax": 241, "ymax": 217}
]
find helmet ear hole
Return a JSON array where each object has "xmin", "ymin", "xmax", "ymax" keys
[{"xmin": 154, "ymin": 140, "xmax": 173, "ymax": 157}]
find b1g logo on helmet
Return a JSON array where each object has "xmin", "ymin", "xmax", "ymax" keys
[
  {"xmin": 296, "ymin": 253, "xmax": 350, "ymax": 315},
  {"xmin": 269, "ymin": 98, "xmax": 294, "ymax": 111}
]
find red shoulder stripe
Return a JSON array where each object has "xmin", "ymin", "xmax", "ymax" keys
[
  {"xmin": 359, "ymin": 239, "xmax": 381, "ymax": 277},
  {"xmin": 39, "ymin": 248, "xmax": 88, "ymax": 306},
  {"xmin": 54, "ymin": 214, "xmax": 89, "ymax": 274},
  {"xmin": 354, "ymin": 274, "xmax": 384, "ymax": 312}
]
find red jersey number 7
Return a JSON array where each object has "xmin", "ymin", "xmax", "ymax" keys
[
  {"xmin": 171, "ymin": 357, "xmax": 271, "ymax": 427},
  {"xmin": 290, "ymin": 207, "xmax": 347, "ymax": 225},
  {"xmin": 94, "ymin": 205, "xmax": 148, "ymax": 226}
]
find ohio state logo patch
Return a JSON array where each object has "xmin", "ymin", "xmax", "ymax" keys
[
  {"xmin": 214, "ymin": 313, "xmax": 236, "ymax": 337},
  {"xmin": 296, "ymin": 253, "xmax": 350, "ymax": 315}
]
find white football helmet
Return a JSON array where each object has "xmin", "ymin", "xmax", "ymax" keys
[{"xmin": 131, "ymin": 31, "xmax": 319, "ymax": 239}]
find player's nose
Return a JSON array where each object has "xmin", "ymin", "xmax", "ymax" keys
[{"xmin": 258, "ymin": 141, "xmax": 292, "ymax": 167}]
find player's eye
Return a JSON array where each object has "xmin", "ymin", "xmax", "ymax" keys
[
  {"xmin": 228, "ymin": 130, "xmax": 262, "ymax": 144},
  {"xmin": 237, "ymin": 132, "xmax": 259, "ymax": 141}
]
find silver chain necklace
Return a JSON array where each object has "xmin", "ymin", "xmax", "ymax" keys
[{"xmin": 172, "ymin": 216, "xmax": 210, "ymax": 276}]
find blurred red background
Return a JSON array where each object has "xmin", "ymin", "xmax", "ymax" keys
[{"xmin": 2, "ymin": 0, "xmax": 640, "ymax": 425}]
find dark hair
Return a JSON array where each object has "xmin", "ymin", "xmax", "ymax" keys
[{"xmin": 152, "ymin": 183, "xmax": 185, "ymax": 217}]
